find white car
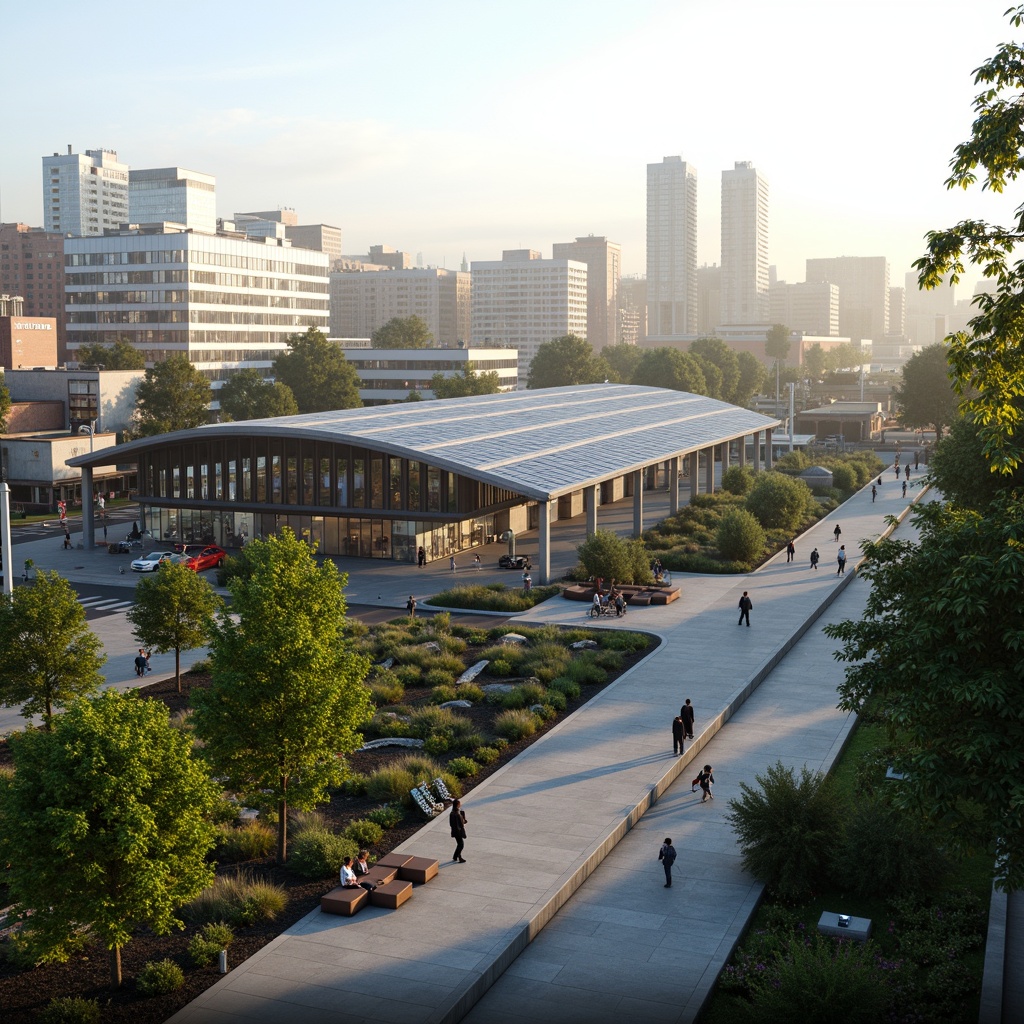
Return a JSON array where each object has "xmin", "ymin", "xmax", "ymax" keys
[{"xmin": 130, "ymin": 550, "xmax": 176, "ymax": 572}]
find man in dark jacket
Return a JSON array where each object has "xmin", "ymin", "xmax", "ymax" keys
[
  {"xmin": 737, "ymin": 591, "xmax": 752, "ymax": 627},
  {"xmin": 672, "ymin": 715, "xmax": 685, "ymax": 755},
  {"xmin": 680, "ymin": 699, "xmax": 695, "ymax": 739}
]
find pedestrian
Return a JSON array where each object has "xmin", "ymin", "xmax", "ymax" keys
[
  {"xmin": 102, "ymin": 521, "xmax": 108, "ymax": 540},
  {"xmin": 904, "ymin": 464, "xmax": 910, "ymax": 481},
  {"xmin": 417, "ymin": 546, "xmax": 426, "ymax": 567},
  {"xmin": 833, "ymin": 523, "xmax": 842, "ymax": 543},
  {"xmin": 97, "ymin": 494, "xmax": 105, "ymax": 517},
  {"xmin": 145, "ymin": 650, "xmax": 152, "ymax": 673},
  {"xmin": 63, "ymin": 528, "xmax": 71, "ymax": 549},
  {"xmin": 134, "ymin": 651, "xmax": 147, "ymax": 677},
  {"xmin": 672, "ymin": 715, "xmax": 685, "ymax": 755},
  {"xmin": 810, "ymin": 547, "xmax": 820, "ymax": 571},
  {"xmin": 871, "ymin": 485, "xmax": 877, "ymax": 503},
  {"xmin": 680, "ymin": 698, "xmax": 694, "ymax": 739},
  {"xmin": 450, "ymin": 798, "xmax": 468, "ymax": 862},
  {"xmin": 737, "ymin": 590, "xmax": 752, "ymax": 627},
  {"xmin": 449, "ymin": 555, "xmax": 456, "ymax": 573},
  {"xmin": 614, "ymin": 592, "xmax": 626, "ymax": 616},
  {"xmin": 473, "ymin": 553, "xmax": 482, "ymax": 571},
  {"xmin": 902, "ymin": 480, "xmax": 907, "ymax": 498},
  {"xmin": 894, "ymin": 464, "xmax": 900, "ymax": 479},
  {"xmin": 837, "ymin": 544, "xmax": 847, "ymax": 574},
  {"xmin": 658, "ymin": 838, "xmax": 677, "ymax": 887},
  {"xmin": 693, "ymin": 764, "xmax": 715, "ymax": 802},
  {"xmin": 877, "ymin": 476, "xmax": 883, "ymax": 487},
  {"xmin": 406, "ymin": 595, "xmax": 417, "ymax": 619},
  {"xmin": 915, "ymin": 452, "xmax": 920, "ymax": 471},
  {"xmin": 522, "ymin": 572, "xmax": 532, "ymax": 592},
  {"xmin": 786, "ymin": 539, "xmax": 795, "ymax": 562}
]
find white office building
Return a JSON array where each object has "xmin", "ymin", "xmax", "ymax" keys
[
  {"xmin": 769, "ymin": 280, "xmax": 839, "ymax": 336},
  {"xmin": 646, "ymin": 156, "xmax": 698, "ymax": 336},
  {"xmin": 64, "ymin": 225, "xmax": 329, "ymax": 386},
  {"xmin": 720, "ymin": 161, "xmax": 769, "ymax": 325},
  {"xmin": 470, "ymin": 250, "xmax": 587, "ymax": 377},
  {"xmin": 42, "ymin": 147, "xmax": 129, "ymax": 236},
  {"xmin": 129, "ymin": 167, "xmax": 217, "ymax": 234},
  {"xmin": 551, "ymin": 235, "xmax": 621, "ymax": 351}
]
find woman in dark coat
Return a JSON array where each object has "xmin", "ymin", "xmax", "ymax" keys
[{"xmin": 450, "ymin": 798, "xmax": 467, "ymax": 862}]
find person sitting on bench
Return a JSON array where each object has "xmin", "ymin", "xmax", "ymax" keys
[
  {"xmin": 128, "ymin": 522, "xmax": 142, "ymax": 540},
  {"xmin": 340, "ymin": 856, "xmax": 361, "ymax": 889}
]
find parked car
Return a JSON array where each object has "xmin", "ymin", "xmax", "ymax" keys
[
  {"xmin": 498, "ymin": 554, "xmax": 531, "ymax": 570},
  {"xmin": 130, "ymin": 550, "xmax": 176, "ymax": 572},
  {"xmin": 179, "ymin": 544, "xmax": 227, "ymax": 571}
]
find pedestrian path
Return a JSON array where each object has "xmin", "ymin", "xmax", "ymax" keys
[
  {"xmin": 76, "ymin": 594, "xmax": 135, "ymax": 617},
  {"xmin": 165, "ymin": 471, "xmax": 929, "ymax": 1024}
]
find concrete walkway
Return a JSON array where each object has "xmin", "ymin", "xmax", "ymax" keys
[{"xmin": 162, "ymin": 468, "xmax": 931, "ymax": 1024}]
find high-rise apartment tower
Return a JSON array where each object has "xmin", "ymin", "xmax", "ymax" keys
[
  {"xmin": 42, "ymin": 147, "xmax": 129, "ymax": 236},
  {"xmin": 720, "ymin": 161, "xmax": 769, "ymax": 324},
  {"xmin": 646, "ymin": 156, "xmax": 697, "ymax": 336}
]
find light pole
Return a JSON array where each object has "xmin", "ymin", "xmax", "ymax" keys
[{"xmin": 1, "ymin": 481, "xmax": 13, "ymax": 596}]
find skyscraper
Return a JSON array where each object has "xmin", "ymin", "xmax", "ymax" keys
[
  {"xmin": 646, "ymin": 156, "xmax": 697, "ymax": 336},
  {"xmin": 129, "ymin": 167, "xmax": 217, "ymax": 233},
  {"xmin": 551, "ymin": 235, "xmax": 621, "ymax": 351},
  {"xmin": 42, "ymin": 147, "xmax": 129, "ymax": 236},
  {"xmin": 806, "ymin": 256, "xmax": 890, "ymax": 342},
  {"xmin": 720, "ymin": 161, "xmax": 769, "ymax": 325}
]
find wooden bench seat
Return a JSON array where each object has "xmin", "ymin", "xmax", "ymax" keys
[
  {"xmin": 321, "ymin": 885, "xmax": 369, "ymax": 916},
  {"xmin": 397, "ymin": 856, "xmax": 438, "ymax": 884},
  {"xmin": 360, "ymin": 864, "xmax": 398, "ymax": 886},
  {"xmin": 370, "ymin": 880, "xmax": 413, "ymax": 909},
  {"xmin": 375, "ymin": 852, "xmax": 413, "ymax": 871}
]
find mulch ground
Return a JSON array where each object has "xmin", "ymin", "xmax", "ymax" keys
[{"xmin": 0, "ymin": 627, "xmax": 657, "ymax": 1023}]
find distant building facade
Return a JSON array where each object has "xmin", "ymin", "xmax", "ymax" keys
[
  {"xmin": 42, "ymin": 147, "xmax": 129, "ymax": 236},
  {"xmin": 0, "ymin": 223, "xmax": 68, "ymax": 352},
  {"xmin": 129, "ymin": 167, "xmax": 217, "ymax": 233},
  {"xmin": 646, "ymin": 156, "xmax": 698, "ymax": 337},
  {"xmin": 551, "ymin": 235, "xmax": 621, "ymax": 351},
  {"xmin": 695, "ymin": 264, "xmax": 722, "ymax": 336},
  {"xmin": 618, "ymin": 275, "xmax": 646, "ymax": 346},
  {"xmin": 806, "ymin": 256, "xmax": 889, "ymax": 343},
  {"xmin": 720, "ymin": 161, "xmax": 769, "ymax": 325},
  {"xmin": 1, "ymin": 315, "xmax": 59, "ymax": 368},
  {"xmin": 769, "ymin": 280, "xmax": 839, "ymax": 336}
]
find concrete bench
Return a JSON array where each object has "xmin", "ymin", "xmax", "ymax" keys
[
  {"xmin": 398, "ymin": 856, "xmax": 439, "ymax": 884},
  {"xmin": 360, "ymin": 864, "xmax": 398, "ymax": 886},
  {"xmin": 321, "ymin": 886, "xmax": 369, "ymax": 916},
  {"xmin": 370, "ymin": 880, "xmax": 413, "ymax": 909},
  {"xmin": 375, "ymin": 852, "xmax": 413, "ymax": 872},
  {"xmin": 818, "ymin": 911, "xmax": 872, "ymax": 942}
]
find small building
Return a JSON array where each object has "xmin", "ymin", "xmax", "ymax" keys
[
  {"xmin": 794, "ymin": 402, "xmax": 883, "ymax": 443},
  {"xmin": 1, "ymin": 315, "xmax": 59, "ymax": 369}
]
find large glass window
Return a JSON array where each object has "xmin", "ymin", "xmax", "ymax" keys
[
  {"xmin": 389, "ymin": 458, "xmax": 403, "ymax": 510},
  {"xmin": 353, "ymin": 458, "xmax": 365, "ymax": 507},
  {"xmin": 286, "ymin": 455, "xmax": 298, "ymax": 504},
  {"xmin": 303, "ymin": 457, "xmax": 315, "ymax": 505},
  {"xmin": 409, "ymin": 462, "xmax": 421, "ymax": 511},
  {"xmin": 336, "ymin": 457, "xmax": 348, "ymax": 506},
  {"xmin": 271, "ymin": 454, "xmax": 282, "ymax": 503},
  {"xmin": 227, "ymin": 459, "xmax": 236, "ymax": 500},
  {"xmin": 370, "ymin": 456, "xmax": 383, "ymax": 509},
  {"xmin": 319, "ymin": 457, "xmax": 332, "ymax": 506},
  {"xmin": 427, "ymin": 466, "xmax": 441, "ymax": 512},
  {"xmin": 241, "ymin": 456, "xmax": 251, "ymax": 500},
  {"xmin": 186, "ymin": 463, "xmax": 195, "ymax": 500},
  {"xmin": 256, "ymin": 455, "xmax": 266, "ymax": 501}
]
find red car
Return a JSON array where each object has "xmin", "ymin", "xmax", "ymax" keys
[{"xmin": 180, "ymin": 544, "xmax": 227, "ymax": 571}]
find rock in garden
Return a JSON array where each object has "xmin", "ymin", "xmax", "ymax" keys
[
  {"xmin": 457, "ymin": 660, "xmax": 489, "ymax": 683},
  {"xmin": 358, "ymin": 737, "xmax": 425, "ymax": 751},
  {"xmin": 439, "ymin": 700, "xmax": 474, "ymax": 709},
  {"xmin": 481, "ymin": 683, "xmax": 516, "ymax": 694},
  {"xmin": 420, "ymin": 641, "xmax": 442, "ymax": 653},
  {"xmin": 570, "ymin": 639, "xmax": 599, "ymax": 650},
  {"xmin": 500, "ymin": 633, "xmax": 528, "ymax": 645}
]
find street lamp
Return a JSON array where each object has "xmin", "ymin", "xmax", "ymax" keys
[{"xmin": 78, "ymin": 420, "xmax": 95, "ymax": 454}]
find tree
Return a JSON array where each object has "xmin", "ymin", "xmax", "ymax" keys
[
  {"xmin": 765, "ymin": 324, "xmax": 791, "ymax": 412},
  {"xmin": 192, "ymin": 528, "xmax": 373, "ymax": 863},
  {"xmin": 0, "ymin": 689, "xmax": 218, "ymax": 987},
  {"xmin": 735, "ymin": 351, "xmax": 767, "ymax": 406},
  {"xmin": 715, "ymin": 508, "xmax": 766, "ymax": 563},
  {"xmin": 632, "ymin": 347, "xmax": 707, "ymax": 395},
  {"xmin": 601, "ymin": 343, "xmax": 644, "ymax": 384},
  {"xmin": 745, "ymin": 471, "xmax": 816, "ymax": 531},
  {"xmin": 273, "ymin": 326, "xmax": 362, "ymax": 413},
  {"xmin": 527, "ymin": 335, "xmax": 610, "ymax": 389},
  {"xmin": 894, "ymin": 343, "xmax": 960, "ymax": 441},
  {"xmin": 0, "ymin": 571, "xmax": 105, "ymax": 729},
  {"xmin": 371, "ymin": 315, "xmax": 433, "ymax": 349},
  {"xmin": 690, "ymin": 337, "xmax": 740, "ymax": 403},
  {"xmin": 134, "ymin": 355, "xmax": 211, "ymax": 436},
  {"xmin": 218, "ymin": 367, "xmax": 298, "ymax": 421},
  {"xmin": 803, "ymin": 343, "xmax": 827, "ymax": 382},
  {"xmin": 825, "ymin": 342, "xmax": 867, "ymax": 372},
  {"xmin": 75, "ymin": 338, "xmax": 146, "ymax": 370},
  {"xmin": 929, "ymin": 415, "xmax": 1024, "ymax": 510},
  {"xmin": 824, "ymin": 494, "xmax": 1024, "ymax": 891},
  {"xmin": 430, "ymin": 363, "xmax": 502, "ymax": 399},
  {"xmin": 914, "ymin": 4, "xmax": 1024, "ymax": 474},
  {"xmin": 127, "ymin": 564, "xmax": 222, "ymax": 694},
  {"xmin": 0, "ymin": 371, "xmax": 10, "ymax": 432},
  {"xmin": 574, "ymin": 529, "xmax": 652, "ymax": 585}
]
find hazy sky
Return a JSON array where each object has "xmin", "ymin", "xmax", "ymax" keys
[{"xmin": 1, "ymin": 0, "xmax": 1014, "ymax": 296}]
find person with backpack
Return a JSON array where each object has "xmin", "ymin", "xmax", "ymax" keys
[
  {"xmin": 810, "ymin": 547, "xmax": 820, "ymax": 571},
  {"xmin": 737, "ymin": 591, "xmax": 752, "ymax": 627},
  {"xmin": 693, "ymin": 765, "xmax": 715, "ymax": 803},
  {"xmin": 837, "ymin": 545, "xmax": 847, "ymax": 575},
  {"xmin": 658, "ymin": 837, "xmax": 677, "ymax": 887}
]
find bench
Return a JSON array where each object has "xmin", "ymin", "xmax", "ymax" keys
[
  {"xmin": 370, "ymin": 880, "xmax": 413, "ymax": 909},
  {"xmin": 321, "ymin": 886, "xmax": 369, "ymax": 916},
  {"xmin": 397, "ymin": 856, "xmax": 438, "ymax": 885},
  {"xmin": 360, "ymin": 863, "xmax": 398, "ymax": 886}
]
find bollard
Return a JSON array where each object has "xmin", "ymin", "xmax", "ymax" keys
[{"xmin": 219, "ymin": 949, "xmax": 228, "ymax": 974}]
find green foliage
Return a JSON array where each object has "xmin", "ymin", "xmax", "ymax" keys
[
  {"xmin": 218, "ymin": 367, "xmax": 298, "ymax": 421},
  {"xmin": 215, "ymin": 821, "xmax": 276, "ymax": 863},
  {"xmin": 494, "ymin": 709, "xmax": 540, "ymax": 740},
  {"xmin": 764, "ymin": 323, "xmax": 791, "ymax": 364},
  {"xmin": 690, "ymin": 337, "xmax": 742, "ymax": 403},
  {"xmin": 183, "ymin": 869, "xmax": 288, "ymax": 926},
  {"xmin": 429, "ymin": 582, "xmax": 560, "ymax": 611},
  {"xmin": 929, "ymin": 415, "xmax": 1024, "ymax": 509},
  {"xmin": 721, "ymin": 464, "xmax": 756, "ymax": 495},
  {"xmin": 543, "ymin": 689, "xmax": 567, "ymax": 712},
  {"xmin": 365, "ymin": 803, "xmax": 404, "ymax": 829},
  {"xmin": 0, "ymin": 570, "xmax": 105, "ymax": 729},
  {"xmin": 344, "ymin": 818, "xmax": 384, "ymax": 847},
  {"xmin": 430, "ymin": 684, "xmax": 458, "ymax": 704},
  {"xmin": 423, "ymin": 733, "xmax": 450, "ymax": 756},
  {"xmin": 424, "ymin": 668, "xmax": 457, "ymax": 688},
  {"xmin": 430, "ymin": 363, "xmax": 503, "ymax": 398},
  {"xmin": 548, "ymin": 676, "xmax": 581, "ymax": 701},
  {"xmin": 365, "ymin": 765, "xmax": 416, "ymax": 803},
  {"xmin": 188, "ymin": 922, "xmax": 235, "ymax": 966},
  {"xmin": 76, "ymin": 337, "xmax": 146, "ymax": 370},
  {"xmin": 473, "ymin": 745, "xmax": 500, "ymax": 765},
  {"xmin": 745, "ymin": 471, "xmax": 817, "ymax": 531},
  {"xmin": 447, "ymin": 756, "xmax": 479, "ymax": 778},
  {"xmin": 564, "ymin": 655, "xmax": 607, "ymax": 686},
  {"xmin": 0, "ymin": 690, "xmax": 218, "ymax": 986},
  {"xmin": 272, "ymin": 326, "xmax": 362, "ymax": 413},
  {"xmin": 128, "ymin": 562, "xmax": 221, "ymax": 694},
  {"xmin": 632, "ymin": 346, "xmax": 707, "ymax": 394},
  {"xmin": 715, "ymin": 508, "xmax": 766, "ymax": 564},
  {"xmin": 136, "ymin": 958, "xmax": 185, "ymax": 996},
  {"xmin": 597, "ymin": 631, "xmax": 650, "ymax": 653},
  {"xmin": 371, "ymin": 314, "xmax": 433, "ymax": 349},
  {"xmin": 37, "ymin": 997, "xmax": 102, "ymax": 1024},
  {"xmin": 575, "ymin": 529, "xmax": 648, "ymax": 583},
  {"xmin": 601, "ymin": 342, "xmax": 644, "ymax": 383},
  {"xmin": 527, "ymin": 334, "xmax": 610, "ymax": 389},
  {"xmin": 193, "ymin": 528, "xmax": 373, "ymax": 864},
  {"xmin": 487, "ymin": 658, "xmax": 513, "ymax": 677},
  {"xmin": 0, "ymin": 375, "xmax": 9, "ymax": 434},
  {"xmin": 894, "ymin": 343, "xmax": 959, "ymax": 439},
  {"xmin": 367, "ymin": 669, "xmax": 405, "ymax": 706},
  {"xmin": 134, "ymin": 354, "xmax": 211, "ymax": 436},
  {"xmin": 725, "ymin": 761, "xmax": 845, "ymax": 899},
  {"xmin": 288, "ymin": 824, "xmax": 357, "ymax": 879}
]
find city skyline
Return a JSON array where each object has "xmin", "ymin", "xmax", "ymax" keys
[{"xmin": 1, "ymin": 0, "xmax": 1010, "ymax": 298}]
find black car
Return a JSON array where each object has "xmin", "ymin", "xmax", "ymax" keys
[{"xmin": 498, "ymin": 554, "xmax": 531, "ymax": 570}]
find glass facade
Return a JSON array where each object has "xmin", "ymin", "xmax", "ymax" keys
[{"xmin": 136, "ymin": 434, "xmax": 519, "ymax": 562}]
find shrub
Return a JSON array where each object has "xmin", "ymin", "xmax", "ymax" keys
[
  {"xmin": 575, "ymin": 529, "xmax": 636, "ymax": 583},
  {"xmin": 136, "ymin": 959, "xmax": 185, "ymax": 997},
  {"xmin": 473, "ymin": 745, "xmax": 500, "ymax": 765},
  {"xmin": 215, "ymin": 820, "xmax": 275, "ymax": 863},
  {"xmin": 548, "ymin": 676, "xmax": 581, "ymax": 700},
  {"xmin": 447, "ymin": 756, "xmax": 479, "ymax": 778},
  {"xmin": 494, "ymin": 709, "xmax": 540, "ymax": 741},
  {"xmin": 344, "ymin": 818, "xmax": 385, "ymax": 848},
  {"xmin": 38, "ymin": 997, "xmax": 102, "ymax": 1024},
  {"xmin": 365, "ymin": 765, "xmax": 416, "ymax": 803},
  {"xmin": 188, "ymin": 922, "xmax": 235, "ymax": 967},
  {"xmin": 408, "ymin": 705, "xmax": 461, "ymax": 738},
  {"xmin": 361, "ymin": 712, "xmax": 413, "ymax": 741},
  {"xmin": 367, "ymin": 670, "xmax": 405, "ymax": 706},
  {"xmin": 488, "ymin": 658, "xmax": 513, "ymax": 677},
  {"xmin": 289, "ymin": 825, "xmax": 357, "ymax": 879},
  {"xmin": 592, "ymin": 648, "xmax": 624, "ymax": 671},
  {"xmin": 428, "ymin": 584, "xmax": 559, "ymax": 612},
  {"xmin": 186, "ymin": 657, "xmax": 213, "ymax": 676},
  {"xmin": 184, "ymin": 869, "xmax": 287, "ymax": 926},
  {"xmin": 430, "ymin": 684, "xmax": 458, "ymax": 704},
  {"xmin": 341, "ymin": 771, "xmax": 367, "ymax": 796},
  {"xmin": 480, "ymin": 644, "xmax": 527, "ymax": 671},
  {"xmin": 716, "ymin": 508, "xmax": 767, "ymax": 563},
  {"xmin": 365, "ymin": 803, "xmax": 404, "ymax": 829},
  {"xmin": 725, "ymin": 761, "xmax": 845, "ymax": 899},
  {"xmin": 424, "ymin": 668, "xmax": 457, "ymax": 688},
  {"xmin": 424, "ymin": 733, "xmax": 450, "ymax": 756},
  {"xmin": 745, "ymin": 472, "xmax": 817, "ymax": 531},
  {"xmin": 534, "ymin": 703, "xmax": 558, "ymax": 721},
  {"xmin": 492, "ymin": 736, "xmax": 509, "ymax": 750},
  {"xmin": 599, "ymin": 631, "xmax": 650, "ymax": 653},
  {"xmin": 392, "ymin": 752, "xmax": 446, "ymax": 779},
  {"xmin": 392, "ymin": 663, "xmax": 422, "ymax": 686},
  {"xmin": 564, "ymin": 656, "xmax": 607, "ymax": 686},
  {"xmin": 236, "ymin": 880, "xmax": 289, "ymax": 926},
  {"xmin": 830, "ymin": 461, "xmax": 858, "ymax": 492},
  {"xmin": 457, "ymin": 682, "xmax": 485, "ymax": 703},
  {"xmin": 521, "ymin": 642, "xmax": 572, "ymax": 682},
  {"xmin": 722, "ymin": 464, "xmax": 756, "ymax": 495}
]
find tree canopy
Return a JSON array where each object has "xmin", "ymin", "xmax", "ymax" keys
[
  {"xmin": 735, "ymin": 351, "xmax": 767, "ymax": 406},
  {"xmin": 371, "ymin": 315, "xmax": 434, "ymax": 349},
  {"xmin": 690, "ymin": 337, "xmax": 740, "ymax": 403},
  {"xmin": 527, "ymin": 335, "xmax": 610, "ymax": 389},
  {"xmin": 894, "ymin": 343, "xmax": 959, "ymax": 439},
  {"xmin": 75, "ymin": 338, "xmax": 146, "ymax": 371},
  {"xmin": 127, "ymin": 563, "xmax": 222, "ymax": 693},
  {"xmin": 0, "ymin": 372, "xmax": 10, "ymax": 432},
  {"xmin": 0, "ymin": 690, "xmax": 218, "ymax": 986},
  {"xmin": 632, "ymin": 347, "xmax": 707, "ymax": 394},
  {"xmin": 192, "ymin": 528, "xmax": 373, "ymax": 863},
  {"xmin": 0, "ymin": 571, "xmax": 105, "ymax": 729},
  {"xmin": 430, "ymin": 363, "xmax": 502, "ymax": 399},
  {"xmin": 601, "ymin": 343, "xmax": 644, "ymax": 384},
  {"xmin": 133, "ymin": 355, "xmax": 211, "ymax": 437},
  {"xmin": 273, "ymin": 326, "xmax": 362, "ymax": 413},
  {"xmin": 803, "ymin": 343, "xmax": 827, "ymax": 381},
  {"xmin": 217, "ymin": 367, "xmax": 298, "ymax": 421},
  {"xmin": 764, "ymin": 324, "xmax": 791, "ymax": 364}
]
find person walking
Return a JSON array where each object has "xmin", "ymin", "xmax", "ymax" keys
[
  {"xmin": 786, "ymin": 539, "xmax": 796, "ymax": 562},
  {"xmin": 63, "ymin": 527, "xmax": 72, "ymax": 549},
  {"xmin": 871, "ymin": 485, "xmax": 877, "ymax": 503},
  {"xmin": 833, "ymin": 523, "xmax": 842, "ymax": 543},
  {"xmin": 659, "ymin": 838, "xmax": 677, "ymax": 887},
  {"xmin": 877, "ymin": 476, "xmax": 883, "ymax": 487},
  {"xmin": 449, "ymin": 555, "xmax": 456, "ymax": 573},
  {"xmin": 450, "ymin": 798, "xmax": 468, "ymax": 862},
  {"xmin": 737, "ymin": 591, "xmax": 752, "ymax": 627},
  {"xmin": 810, "ymin": 547, "xmax": 820, "ymax": 571},
  {"xmin": 902, "ymin": 480, "xmax": 908, "ymax": 498},
  {"xmin": 672, "ymin": 715, "xmax": 685, "ymax": 755},
  {"xmin": 894, "ymin": 463, "xmax": 901, "ymax": 479},
  {"xmin": 904, "ymin": 463, "xmax": 910, "ymax": 481},
  {"xmin": 473, "ymin": 553, "xmax": 482, "ymax": 571},
  {"xmin": 406, "ymin": 595, "xmax": 417, "ymax": 619},
  {"xmin": 680, "ymin": 698, "xmax": 695, "ymax": 739},
  {"xmin": 837, "ymin": 544, "xmax": 847, "ymax": 574},
  {"xmin": 417, "ymin": 546, "xmax": 426, "ymax": 567},
  {"xmin": 694, "ymin": 765, "xmax": 715, "ymax": 802},
  {"xmin": 915, "ymin": 452, "xmax": 920, "ymax": 471},
  {"xmin": 134, "ymin": 650, "xmax": 148, "ymax": 678}
]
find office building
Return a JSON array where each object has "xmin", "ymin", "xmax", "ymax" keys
[
  {"xmin": 330, "ymin": 268, "xmax": 470, "ymax": 347},
  {"xmin": 805, "ymin": 256, "xmax": 890, "ymax": 342},
  {"xmin": 646, "ymin": 156, "xmax": 698, "ymax": 337},
  {"xmin": 720, "ymin": 162, "xmax": 769, "ymax": 325},
  {"xmin": 470, "ymin": 250, "xmax": 587, "ymax": 376},
  {"xmin": 42, "ymin": 147, "xmax": 129, "ymax": 236},
  {"xmin": 888, "ymin": 286, "xmax": 906, "ymax": 337},
  {"xmin": 695, "ymin": 264, "xmax": 722, "ymax": 335},
  {"xmin": 769, "ymin": 280, "xmax": 839, "ymax": 336},
  {"xmin": 618, "ymin": 275, "xmax": 646, "ymax": 346},
  {"xmin": 232, "ymin": 210, "xmax": 342, "ymax": 263},
  {"xmin": 64, "ymin": 225, "xmax": 329, "ymax": 385},
  {"xmin": 1, "ymin": 314, "xmax": 58, "ymax": 368},
  {"xmin": 552, "ymin": 235, "xmax": 621, "ymax": 351},
  {"xmin": 129, "ymin": 167, "xmax": 217, "ymax": 233},
  {"xmin": 0, "ymin": 224, "xmax": 67, "ymax": 352}
]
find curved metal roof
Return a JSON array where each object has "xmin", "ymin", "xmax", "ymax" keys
[{"xmin": 68, "ymin": 384, "xmax": 780, "ymax": 502}]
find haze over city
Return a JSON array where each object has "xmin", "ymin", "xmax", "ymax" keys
[{"xmin": 0, "ymin": 0, "xmax": 1010, "ymax": 293}]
